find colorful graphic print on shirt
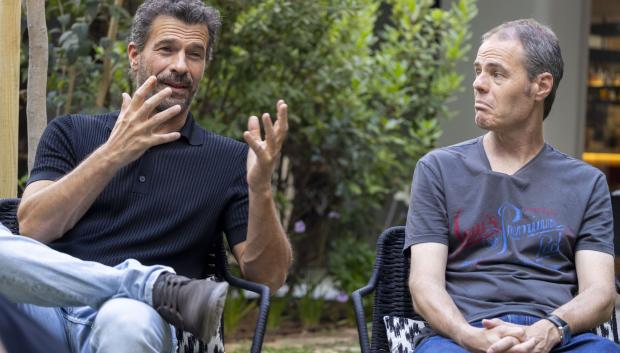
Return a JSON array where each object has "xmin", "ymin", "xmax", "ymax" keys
[{"xmin": 449, "ymin": 202, "xmax": 574, "ymax": 269}]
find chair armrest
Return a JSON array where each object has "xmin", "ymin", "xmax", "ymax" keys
[
  {"xmin": 352, "ymin": 268, "xmax": 379, "ymax": 353},
  {"xmin": 224, "ymin": 272, "xmax": 270, "ymax": 353},
  {"xmin": 214, "ymin": 242, "xmax": 269, "ymax": 353}
]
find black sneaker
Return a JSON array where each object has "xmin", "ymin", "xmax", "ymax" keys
[{"xmin": 152, "ymin": 272, "xmax": 228, "ymax": 342}]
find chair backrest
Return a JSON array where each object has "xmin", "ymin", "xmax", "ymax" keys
[
  {"xmin": 370, "ymin": 226, "xmax": 422, "ymax": 352},
  {"xmin": 0, "ymin": 198, "xmax": 20, "ymax": 234}
]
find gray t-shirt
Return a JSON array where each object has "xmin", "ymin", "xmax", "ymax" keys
[{"xmin": 405, "ymin": 136, "xmax": 614, "ymax": 323}]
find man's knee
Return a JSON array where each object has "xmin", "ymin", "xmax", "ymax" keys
[
  {"xmin": 91, "ymin": 298, "xmax": 174, "ymax": 353},
  {"xmin": 0, "ymin": 233, "xmax": 40, "ymax": 267},
  {"xmin": 567, "ymin": 333, "xmax": 620, "ymax": 353},
  {"xmin": 591, "ymin": 339, "xmax": 620, "ymax": 353},
  {"xmin": 0, "ymin": 234, "xmax": 19, "ymax": 259},
  {"xmin": 414, "ymin": 335, "xmax": 469, "ymax": 353}
]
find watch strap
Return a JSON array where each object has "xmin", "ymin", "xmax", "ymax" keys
[{"xmin": 545, "ymin": 314, "xmax": 570, "ymax": 346}]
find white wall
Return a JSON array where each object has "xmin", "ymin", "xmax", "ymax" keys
[{"xmin": 439, "ymin": 0, "xmax": 590, "ymax": 157}]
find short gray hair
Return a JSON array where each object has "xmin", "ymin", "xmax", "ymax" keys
[
  {"xmin": 129, "ymin": 0, "xmax": 221, "ymax": 61},
  {"xmin": 482, "ymin": 19, "xmax": 564, "ymax": 119}
]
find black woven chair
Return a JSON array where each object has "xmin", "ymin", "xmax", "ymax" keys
[
  {"xmin": 0, "ymin": 198, "xmax": 269, "ymax": 353},
  {"xmin": 352, "ymin": 226, "xmax": 620, "ymax": 353}
]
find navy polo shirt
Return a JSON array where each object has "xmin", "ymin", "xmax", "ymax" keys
[{"xmin": 28, "ymin": 111, "xmax": 249, "ymax": 279}]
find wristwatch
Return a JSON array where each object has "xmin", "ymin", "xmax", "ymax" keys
[{"xmin": 545, "ymin": 314, "xmax": 571, "ymax": 346}]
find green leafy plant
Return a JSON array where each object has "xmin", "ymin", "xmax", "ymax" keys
[
  {"xmin": 21, "ymin": 0, "xmax": 477, "ymax": 288},
  {"xmin": 267, "ymin": 295, "xmax": 291, "ymax": 330},
  {"xmin": 17, "ymin": 174, "xmax": 29, "ymax": 196},
  {"xmin": 35, "ymin": 0, "xmax": 132, "ymax": 117},
  {"xmin": 223, "ymin": 288, "xmax": 256, "ymax": 334},
  {"xmin": 328, "ymin": 236, "xmax": 376, "ymax": 323},
  {"xmin": 294, "ymin": 274, "xmax": 328, "ymax": 330},
  {"xmin": 198, "ymin": 0, "xmax": 478, "ymax": 274},
  {"xmin": 296, "ymin": 293, "xmax": 325, "ymax": 331},
  {"xmin": 328, "ymin": 237, "xmax": 375, "ymax": 295}
]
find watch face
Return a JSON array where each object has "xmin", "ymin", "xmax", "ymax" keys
[{"xmin": 561, "ymin": 325, "xmax": 571, "ymax": 345}]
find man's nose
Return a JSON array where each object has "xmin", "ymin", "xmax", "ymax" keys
[
  {"xmin": 472, "ymin": 74, "xmax": 488, "ymax": 93},
  {"xmin": 171, "ymin": 52, "xmax": 189, "ymax": 73}
]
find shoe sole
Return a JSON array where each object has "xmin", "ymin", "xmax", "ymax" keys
[{"xmin": 200, "ymin": 281, "xmax": 229, "ymax": 342}]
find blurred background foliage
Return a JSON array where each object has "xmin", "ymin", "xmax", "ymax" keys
[{"xmin": 18, "ymin": 0, "xmax": 477, "ymax": 296}]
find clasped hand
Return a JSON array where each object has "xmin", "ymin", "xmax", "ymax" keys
[{"xmin": 477, "ymin": 318, "xmax": 560, "ymax": 353}]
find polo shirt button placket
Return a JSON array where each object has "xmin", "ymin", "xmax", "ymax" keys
[
  {"xmin": 133, "ymin": 174, "xmax": 149, "ymax": 194},
  {"xmin": 132, "ymin": 151, "xmax": 151, "ymax": 194}
]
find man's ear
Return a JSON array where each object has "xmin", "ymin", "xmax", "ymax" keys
[
  {"xmin": 534, "ymin": 72, "xmax": 553, "ymax": 102},
  {"xmin": 127, "ymin": 42, "xmax": 139, "ymax": 71}
]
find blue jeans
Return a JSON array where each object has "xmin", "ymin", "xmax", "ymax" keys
[
  {"xmin": 0, "ymin": 223, "xmax": 178, "ymax": 353},
  {"xmin": 0, "ymin": 293, "xmax": 69, "ymax": 353},
  {"xmin": 414, "ymin": 313, "xmax": 620, "ymax": 353}
]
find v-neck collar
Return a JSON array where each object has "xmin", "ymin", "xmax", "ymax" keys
[{"xmin": 476, "ymin": 135, "xmax": 548, "ymax": 178}]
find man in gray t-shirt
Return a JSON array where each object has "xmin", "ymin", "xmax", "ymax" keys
[{"xmin": 407, "ymin": 19, "xmax": 619, "ymax": 353}]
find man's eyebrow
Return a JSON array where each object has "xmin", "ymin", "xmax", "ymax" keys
[
  {"xmin": 473, "ymin": 61, "xmax": 507, "ymax": 71},
  {"xmin": 152, "ymin": 38, "xmax": 206, "ymax": 52},
  {"xmin": 186, "ymin": 42, "xmax": 206, "ymax": 52},
  {"xmin": 153, "ymin": 38, "xmax": 177, "ymax": 47}
]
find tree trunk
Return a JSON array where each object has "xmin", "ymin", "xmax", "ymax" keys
[
  {"xmin": 0, "ymin": 1, "xmax": 21, "ymax": 197},
  {"xmin": 26, "ymin": 0, "xmax": 48, "ymax": 172},
  {"xmin": 96, "ymin": 0, "xmax": 124, "ymax": 108}
]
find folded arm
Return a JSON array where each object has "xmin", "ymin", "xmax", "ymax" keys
[{"xmin": 409, "ymin": 242, "xmax": 529, "ymax": 353}]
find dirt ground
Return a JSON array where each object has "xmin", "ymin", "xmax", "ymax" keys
[{"xmin": 226, "ymin": 327, "xmax": 360, "ymax": 353}]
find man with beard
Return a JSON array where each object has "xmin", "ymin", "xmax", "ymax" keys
[
  {"xmin": 406, "ymin": 19, "xmax": 619, "ymax": 353},
  {"xmin": 0, "ymin": 1, "xmax": 292, "ymax": 353}
]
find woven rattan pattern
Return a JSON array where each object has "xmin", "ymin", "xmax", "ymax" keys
[
  {"xmin": 370, "ymin": 227, "xmax": 422, "ymax": 352},
  {"xmin": 0, "ymin": 198, "xmax": 20, "ymax": 234}
]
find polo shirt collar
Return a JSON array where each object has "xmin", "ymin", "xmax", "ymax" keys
[
  {"xmin": 181, "ymin": 112, "xmax": 204, "ymax": 146},
  {"xmin": 106, "ymin": 111, "xmax": 203, "ymax": 146}
]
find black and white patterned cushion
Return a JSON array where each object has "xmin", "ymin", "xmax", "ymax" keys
[
  {"xmin": 177, "ymin": 327, "xmax": 224, "ymax": 353},
  {"xmin": 384, "ymin": 307, "xmax": 620, "ymax": 353},
  {"xmin": 593, "ymin": 306, "xmax": 620, "ymax": 344},
  {"xmin": 383, "ymin": 316, "xmax": 427, "ymax": 353}
]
